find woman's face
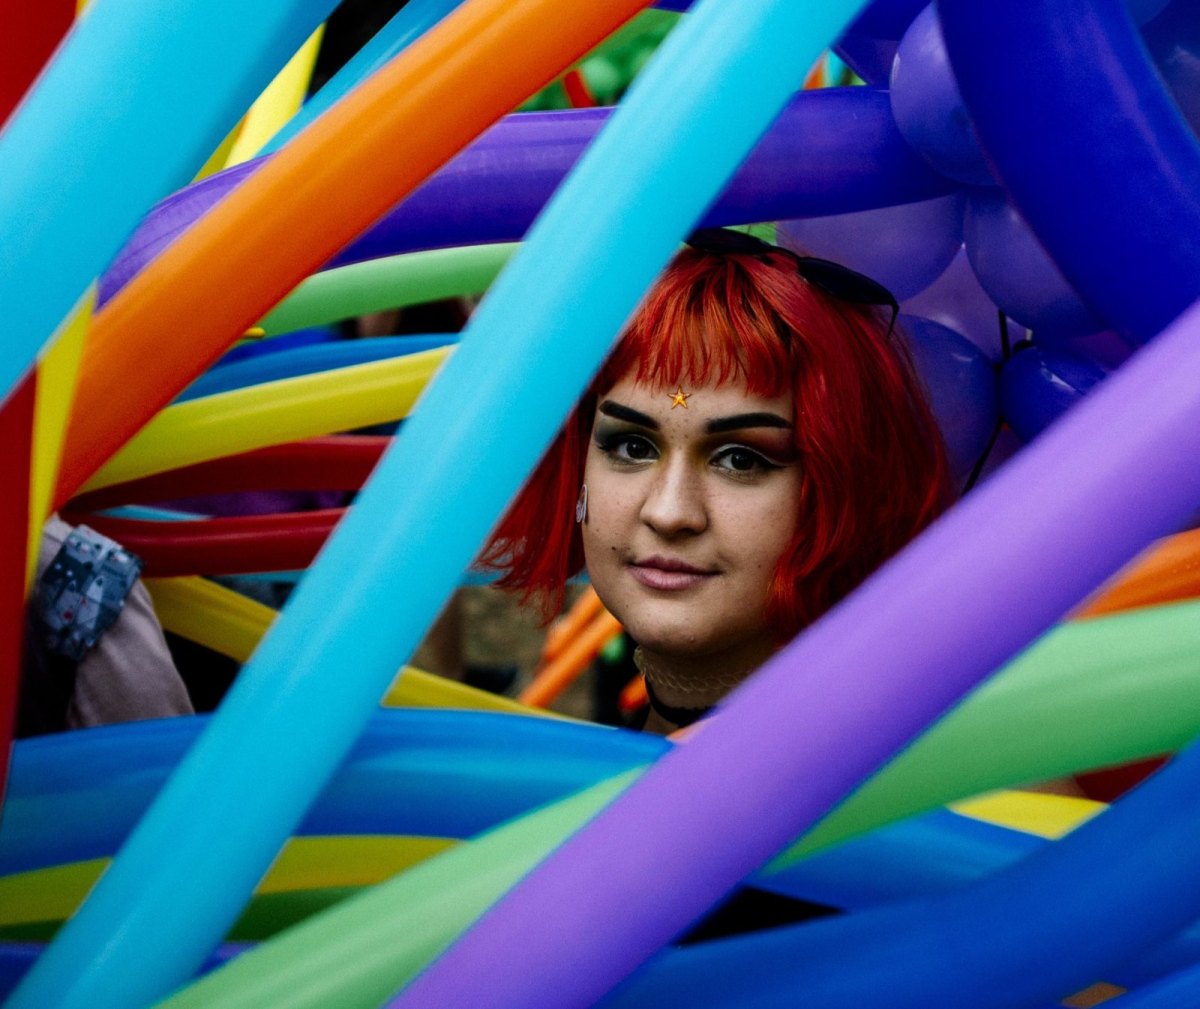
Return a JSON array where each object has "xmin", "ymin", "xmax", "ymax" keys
[{"xmin": 581, "ymin": 374, "xmax": 803, "ymax": 672}]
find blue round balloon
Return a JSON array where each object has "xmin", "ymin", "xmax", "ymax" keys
[
  {"xmin": 964, "ymin": 190, "xmax": 1106, "ymax": 337},
  {"xmin": 999, "ymin": 343, "xmax": 1111, "ymax": 442},
  {"xmin": 896, "ymin": 314, "xmax": 998, "ymax": 483}
]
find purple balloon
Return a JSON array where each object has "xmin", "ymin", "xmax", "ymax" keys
[
  {"xmin": 901, "ymin": 247, "xmax": 1024, "ymax": 361},
  {"xmin": 385, "ymin": 288, "xmax": 1200, "ymax": 1009},
  {"xmin": 889, "ymin": 5, "xmax": 994, "ymax": 186},
  {"xmin": 896, "ymin": 314, "xmax": 998, "ymax": 483},
  {"xmin": 832, "ymin": 0, "xmax": 926, "ymax": 83},
  {"xmin": 777, "ymin": 193, "xmax": 964, "ymax": 301},
  {"xmin": 99, "ymin": 90, "xmax": 954, "ymax": 305},
  {"xmin": 964, "ymin": 190, "xmax": 1106, "ymax": 337}
]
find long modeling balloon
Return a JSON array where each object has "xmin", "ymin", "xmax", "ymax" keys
[
  {"xmin": 9, "ymin": 1, "xmax": 876, "ymax": 1004},
  {"xmin": 99, "ymin": 90, "xmax": 953, "ymax": 303},
  {"xmin": 78, "ymin": 347, "xmax": 448, "ymax": 492},
  {"xmin": 68, "ymin": 437, "xmax": 388, "ymax": 511},
  {"xmin": 256, "ymin": 244, "xmax": 516, "ymax": 335},
  {"xmin": 939, "ymin": 0, "xmax": 1200, "ymax": 343},
  {"xmin": 0, "ymin": 0, "xmax": 335, "ymax": 405},
  {"xmin": 177, "ymin": 335, "xmax": 457, "ymax": 402}
]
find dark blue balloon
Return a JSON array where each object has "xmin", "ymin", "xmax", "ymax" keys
[{"xmin": 999, "ymin": 344, "xmax": 1110, "ymax": 443}]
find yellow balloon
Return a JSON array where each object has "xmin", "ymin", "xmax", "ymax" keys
[
  {"xmin": 82, "ymin": 345, "xmax": 450, "ymax": 491},
  {"xmin": 143, "ymin": 576, "xmax": 556, "ymax": 719},
  {"xmin": 0, "ymin": 836, "xmax": 456, "ymax": 930}
]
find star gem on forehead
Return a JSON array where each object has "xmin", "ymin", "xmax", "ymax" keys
[{"xmin": 668, "ymin": 386, "xmax": 691, "ymax": 409}]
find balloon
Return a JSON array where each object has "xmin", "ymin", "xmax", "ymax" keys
[
  {"xmin": 257, "ymin": 244, "xmax": 517, "ymax": 336},
  {"xmin": 940, "ymin": 0, "xmax": 1200, "ymax": 344},
  {"xmin": 80, "ymin": 347, "xmax": 448, "ymax": 493},
  {"xmin": 900, "ymin": 247, "xmax": 1022, "ymax": 360},
  {"xmin": 13, "ymin": 0, "xmax": 861, "ymax": 1006},
  {"xmin": 964, "ymin": 190, "xmax": 1106, "ymax": 337},
  {"xmin": 999, "ymin": 344, "xmax": 1111, "ymax": 443},
  {"xmin": 100, "ymin": 91, "xmax": 953, "ymax": 303},
  {"xmin": 895, "ymin": 314, "xmax": 999, "ymax": 484},
  {"xmin": 0, "ymin": 0, "xmax": 336, "ymax": 405},
  {"xmin": 64, "ymin": 510, "xmax": 344, "ymax": 577},
  {"xmin": 0, "ymin": 710, "xmax": 661, "ymax": 877},
  {"xmin": 889, "ymin": 5, "xmax": 994, "ymax": 186},
  {"xmin": 69, "ymin": 437, "xmax": 386, "ymax": 513},
  {"xmin": 832, "ymin": 0, "xmax": 926, "ymax": 84},
  {"xmin": 177, "ymin": 335, "xmax": 457, "ymax": 402},
  {"xmin": 777, "ymin": 193, "xmax": 964, "ymax": 301},
  {"xmin": 1142, "ymin": 1, "xmax": 1200, "ymax": 139},
  {"xmin": 261, "ymin": 0, "xmax": 465, "ymax": 155}
]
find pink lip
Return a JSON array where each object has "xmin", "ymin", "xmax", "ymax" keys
[{"xmin": 629, "ymin": 556, "xmax": 715, "ymax": 591}]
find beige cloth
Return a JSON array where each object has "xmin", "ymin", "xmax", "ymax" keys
[{"xmin": 32, "ymin": 517, "xmax": 193, "ymax": 731}]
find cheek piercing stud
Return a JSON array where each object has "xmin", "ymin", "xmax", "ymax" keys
[{"xmin": 575, "ymin": 484, "xmax": 588, "ymax": 524}]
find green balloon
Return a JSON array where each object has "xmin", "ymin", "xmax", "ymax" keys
[
  {"xmin": 157, "ymin": 599, "xmax": 1200, "ymax": 1007},
  {"xmin": 258, "ymin": 244, "xmax": 518, "ymax": 336}
]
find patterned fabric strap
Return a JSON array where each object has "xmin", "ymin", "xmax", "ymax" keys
[{"xmin": 34, "ymin": 525, "xmax": 143, "ymax": 661}]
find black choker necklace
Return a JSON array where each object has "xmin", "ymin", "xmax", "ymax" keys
[{"xmin": 643, "ymin": 677, "xmax": 712, "ymax": 728}]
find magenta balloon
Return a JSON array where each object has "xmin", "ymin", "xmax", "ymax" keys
[
  {"xmin": 964, "ymin": 190, "xmax": 1106, "ymax": 337},
  {"xmin": 889, "ymin": 5, "xmax": 994, "ymax": 186},
  {"xmin": 386, "ymin": 305, "xmax": 1200, "ymax": 1007},
  {"xmin": 777, "ymin": 193, "xmax": 964, "ymax": 301}
]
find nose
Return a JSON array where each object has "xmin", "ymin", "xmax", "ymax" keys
[{"xmin": 639, "ymin": 456, "xmax": 707, "ymax": 537}]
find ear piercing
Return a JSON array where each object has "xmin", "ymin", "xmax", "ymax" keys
[{"xmin": 575, "ymin": 484, "xmax": 588, "ymax": 524}]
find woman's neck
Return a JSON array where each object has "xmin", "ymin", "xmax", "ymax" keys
[{"xmin": 633, "ymin": 642, "xmax": 773, "ymax": 728}]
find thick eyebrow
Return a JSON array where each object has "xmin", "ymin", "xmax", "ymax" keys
[
  {"xmin": 705, "ymin": 412, "xmax": 792, "ymax": 434},
  {"xmin": 597, "ymin": 400, "xmax": 659, "ymax": 429}
]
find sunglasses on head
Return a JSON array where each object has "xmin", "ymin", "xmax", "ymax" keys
[{"xmin": 684, "ymin": 227, "xmax": 900, "ymax": 333}]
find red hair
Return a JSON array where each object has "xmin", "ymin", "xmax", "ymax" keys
[{"xmin": 479, "ymin": 242, "xmax": 950, "ymax": 640}]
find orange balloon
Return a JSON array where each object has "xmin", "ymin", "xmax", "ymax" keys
[
  {"xmin": 56, "ymin": 0, "xmax": 648, "ymax": 506},
  {"xmin": 1076, "ymin": 526, "xmax": 1200, "ymax": 619}
]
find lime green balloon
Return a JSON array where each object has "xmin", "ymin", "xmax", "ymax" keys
[
  {"xmin": 155, "ymin": 599, "xmax": 1200, "ymax": 1009},
  {"xmin": 258, "ymin": 244, "xmax": 517, "ymax": 336}
]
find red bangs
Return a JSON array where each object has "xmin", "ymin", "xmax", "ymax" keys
[{"xmin": 594, "ymin": 248, "xmax": 798, "ymax": 400}]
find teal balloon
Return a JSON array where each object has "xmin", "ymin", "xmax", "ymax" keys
[
  {"xmin": 261, "ymin": 0, "xmax": 462, "ymax": 154},
  {"xmin": 0, "ymin": 0, "xmax": 335, "ymax": 404}
]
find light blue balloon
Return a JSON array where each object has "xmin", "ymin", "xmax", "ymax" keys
[
  {"xmin": 0, "ymin": 0, "xmax": 336, "ymax": 406},
  {"xmin": 6, "ymin": 0, "xmax": 868, "ymax": 1006},
  {"xmin": 259, "ymin": 0, "xmax": 464, "ymax": 154}
]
